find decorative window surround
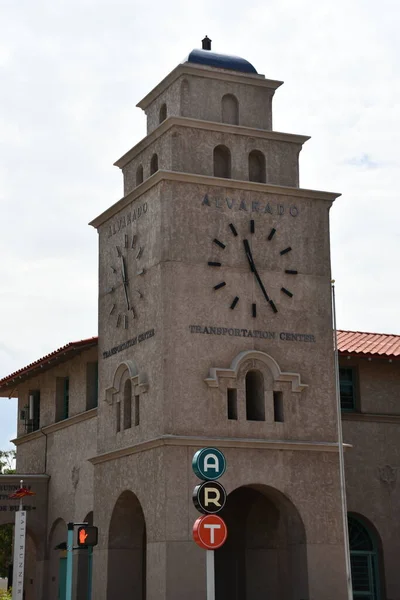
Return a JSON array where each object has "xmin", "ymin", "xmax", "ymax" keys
[
  {"xmin": 205, "ymin": 350, "xmax": 308, "ymax": 393},
  {"xmin": 105, "ymin": 360, "xmax": 148, "ymax": 405}
]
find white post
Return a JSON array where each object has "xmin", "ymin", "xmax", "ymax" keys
[
  {"xmin": 12, "ymin": 480, "xmax": 27, "ymax": 600},
  {"xmin": 332, "ymin": 283, "xmax": 353, "ymax": 599},
  {"xmin": 206, "ymin": 550, "xmax": 215, "ymax": 600}
]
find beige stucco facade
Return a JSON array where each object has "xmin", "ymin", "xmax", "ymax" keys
[{"xmin": 1, "ymin": 43, "xmax": 398, "ymax": 600}]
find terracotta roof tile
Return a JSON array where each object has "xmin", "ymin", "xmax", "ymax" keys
[
  {"xmin": 337, "ymin": 330, "xmax": 400, "ymax": 358},
  {"xmin": 0, "ymin": 337, "xmax": 98, "ymax": 394}
]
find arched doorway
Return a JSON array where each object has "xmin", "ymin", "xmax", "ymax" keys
[
  {"xmin": 348, "ymin": 514, "xmax": 383, "ymax": 600},
  {"xmin": 107, "ymin": 491, "xmax": 146, "ymax": 599},
  {"xmin": 215, "ymin": 485, "xmax": 308, "ymax": 600},
  {"xmin": 47, "ymin": 518, "xmax": 67, "ymax": 600}
]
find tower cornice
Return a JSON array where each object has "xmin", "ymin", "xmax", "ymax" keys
[
  {"xmin": 114, "ymin": 116, "xmax": 311, "ymax": 169},
  {"xmin": 89, "ymin": 170, "xmax": 341, "ymax": 230},
  {"xmin": 136, "ymin": 63, "xmax": 283, "ymax": 111}
]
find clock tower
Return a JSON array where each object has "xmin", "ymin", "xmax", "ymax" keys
[{"xmin": 90, "ymin": 39, "xmax": 348, "ymax": 599}]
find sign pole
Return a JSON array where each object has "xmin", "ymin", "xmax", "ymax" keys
[
  {"xmin": 12, "ymin": 480, "xmax": 26, "ymax": 600},
  {"xmin": 65, "ymin": 522, "xmax": 74, "ymax": 600},
  {"xmin": 206, "ymin": 550, "xmax": 215, "ymax": 600}
]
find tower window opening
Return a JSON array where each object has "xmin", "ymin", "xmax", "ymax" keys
[
  {"xmin": 150, "ymin": 153, "xmax": 158, "ymax": 175},
  {"xmin": 213, "ymin": 145, "xmax": 231, "ymax": 179},
  {"xmin": 159, "ymin": 103, "xmax": 167, "ymax": 124},
  {"xmin": 249, "ymin": 150, "xmax": 266, "ymax": 183},
  {"xmin": 116, "ymin": 402, "xmax": 121, "ymax": 433},
  {"xmin": 221, "ymin": 94, "xmax": 239, "ymax": 125},
  {"xmin": 273, "ymin": 391, "xmax": 284, "ymax": 422},
  {"xmin": 123, "ymin": 379, "xmax": 132, "ymax": 430},
  {"xmin": 136, "ymin": 164, "xmax": 144, "ymax": 186},
  {"xmin": 134, "ymin": 395, "xmax": 140, "ymax": 426},
  {"xmin": 227, "ymin": 388, "xmax": 238, "ymax": 420},
  {"xmin": 246, "ymin": 370, "xmax": 265, "ymax": 421}
]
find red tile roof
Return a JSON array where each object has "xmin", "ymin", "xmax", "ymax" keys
[
  {"xmin": 337, "ymin": 330, "xmax": 400, "ymax": 358},
  {"xmin": 0, "ymin": 337, "xmax": 98, "ymax": 395},
  {"xmin": 0, "ymin": 329, "xmax": 399, "ymax": 396}
]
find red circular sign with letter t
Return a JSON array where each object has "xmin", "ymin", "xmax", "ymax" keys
[{"xmin": 192, "ymin": 514, "xmax": 228, "ymax": 550}]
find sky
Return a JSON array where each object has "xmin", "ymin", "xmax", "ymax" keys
[{"xmin": 0, "ymin": 0, "xmax": 399, "ymax": 449}]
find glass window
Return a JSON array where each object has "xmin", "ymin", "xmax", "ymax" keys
[{"xmin": 339, "ymin": 367, "xmax": 357, "ymax": 411}]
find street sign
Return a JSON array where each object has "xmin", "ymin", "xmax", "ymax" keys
[
  {"xmin": 193, "ymin": 514, "xmax": 228, "ymax": 550},
  {"xmin": 193, "ymin": 481, "xmax": 227, "ymax": 514},
  {"xmin": 192, "ymin": 447, "xmax": 226, "ymax": 481}
]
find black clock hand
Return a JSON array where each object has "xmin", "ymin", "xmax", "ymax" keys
[
  {"xmin": 120, "ymin": 256, "xmax": 130, "ymax": 310},
  {"xmin": 243, "ymin": 239, "xmax": 276, "ymax": 311}
]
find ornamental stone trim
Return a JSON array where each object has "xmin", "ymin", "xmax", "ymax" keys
[
  {"xmin": 105, "ymin": 360, "xmax": 148, "ymax": 405},
  {"xmin": 204, "ymin": 350, "xmax": 308, "ymax": 393}
]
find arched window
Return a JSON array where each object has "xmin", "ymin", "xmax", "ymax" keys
[
  {"xmin": 249, "ymin": 150, "xmax": 266, "ymax": 183},
  {"xmin": 222, "ymin": 94, "xmax": 239, "ymax": 125},
  {"xmin": 123, "ymin": 379, "xmax": 132, "ymax": 430},
  {"xmin": 246, "ymin": 370, "xmax": 265, "ymax": 421},
  {"xmin": 180, "ymin": 79, "xmax": 190, "ymax": 117},
  {"xmin": 348, "ymin": 515, "xmax": 382, "ymax": 599},
  {"xmin": 150, "ymin": 153, "xmax": 158, "ymax": 175},
  {"xmin": 136, "ymin": 164, "xmax": 143, "ymax": 186},
  {"xmin": 159, "ymin": 103, "xmax": 167, "ymax": 124},
  {"xmin": 213, "ymin": 145, "xmax": 231, "ymax": 179}
]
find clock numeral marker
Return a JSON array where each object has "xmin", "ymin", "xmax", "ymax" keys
[
  {"xmin": 137, "ymin": 268, "xmax": 146, "ymax": 275},
  {"xmin": 285, "ymin": 269, "xmax": 298, "ymax": 275},
  {"xmin": 281, "ymin": 287, "xmax": 293, "ymax": 298},
  {"xmin": 116, "ymin": 246, "xmax": 122, "ymax": 257},
  {"xmin": 213, "ymin": 238, "xmax": 226, "ymax": 249},
  {"xmin": 136, "ymin": 289, "xmax": 143, "ymax": 298},
  {"xmin": 208, "ymin": 261, "xmax": 222, "ymax": 267},
  {"xmin": 131, "ymin": 307, "xmax": 137, "ymax": 318},
  {"xmin": 136, "ymin": 246, "xmax": 143, "ymax": 259},
  {"xmin": 269, "ymin": 300, "xmax": 278, "ymax": 313},
  {"xmin": 267, "ymin": 228, "xmax": 276, "ymax": 241},
  {"xmin": 250, "ymin": 219, "xmax": 255, "ymax": 234},
  {"xmin": 229, "ymin": 223, "xmax": 238, "ymax": 237},
  {"xmin": 107, "ymin": 286, "xmax": 115, "ymax": 294},
  {"xmin": 214, "ymin": 281, "xmax": 226, "ymax": 290},
  {"xmin": 110, "ymin": 304, "xmax": 116, "ymax": 315},
  {"xmin": 131, "ymin": 235, "xmax": 137, "ymax": 249},
  {"xmin": 110, "ymin": 266, "xmax": 117, "ymax": 273},
  {"xmin": 124, "ymin": 315, "xmax": 128, "ymax": 329},
  {"xmin": 280, "ymin": 247, "xmax": 292, "ymax": 256},
  {"xmin": 116, "ymin": 314, "xmax": 122, "ymax": 327},
  {"xmin": 124, "ymin": 234, "xmax": 129, "ymax": 248},
  {"xmin": 252, "ymin": 303, "xmax": 257, "ymax": 318},
  {"xmin": 230, "ymin": 296, "xmax": 239, "ymax": 310}
]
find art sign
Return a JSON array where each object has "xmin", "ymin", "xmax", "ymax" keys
[{"xmin": 192, "ymin": 447, "xmax": 228, "ymax": 551}]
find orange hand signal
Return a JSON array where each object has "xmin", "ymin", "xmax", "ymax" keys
[{"xmin": 79, "ymin": 529, "xmax": 88, "ymax": 545}]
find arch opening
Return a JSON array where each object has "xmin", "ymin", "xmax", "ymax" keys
[
  {"xmin": 123, "ymin": 379, "xmax": 132, "ymax": 430},
  {"xmin": 222, "ymin": 94, "xmax": 239, "ymax": 125},
  {"xmin": 107, "ymin": 491, "xmax": 146, "ymax": 600},
  {"xmin": 136, "ymin": 164, "xmax": 144, "ymax": 186},
  {"xmin": 213, "ymin": 145, "xmax": 231, "ymax": 179},
  {"xmin": 246, "ymin": 369, "xmax": 265, "ymax": 421},
  {"xmin": 248, "ymin": 150, "xmax": 266, "ymax": 183},
  {"xmin": 150, "ymin": 153, "xmax": 158, "ymax": 175},
  {"xmin": 348, "ymin": 514, "xmax": 383, "ymax": 600},
  {"xmin": 48, "ymin": 518, "xmax": 67, "ymax": 600},
  {"xmin": 216, "ymin": 485, "xmax": 308, "ymax": 599},
  {"xmin": 159, "ymin": 103, "xmax": 167, "ymax": 124}
]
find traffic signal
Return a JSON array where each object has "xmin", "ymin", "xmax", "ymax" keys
[{"xmin": 77, "ymin": 525, "xmax": 98, "ymax": 547}]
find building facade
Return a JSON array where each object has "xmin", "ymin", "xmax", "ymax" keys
[{"xmin": 1, "ymin": 40, "xmax": 399, "ymax": 600}]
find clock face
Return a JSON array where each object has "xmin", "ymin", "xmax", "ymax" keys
[
  {"xmin": 207, "ymin": 219, "xmax": 297, "ymax": 317},
  {"xmin": 105, "ymin": 232, "xmax": 146, "ymax": 328}
]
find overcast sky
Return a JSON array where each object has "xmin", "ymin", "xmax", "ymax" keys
[{"xmin": 1, "ymin": 0, "xmax": 399, "ymax": 449}]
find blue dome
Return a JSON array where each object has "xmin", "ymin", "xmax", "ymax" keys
[{"xmin": 185, "ymin": 49, "xmax": 258, "ymax": 74}]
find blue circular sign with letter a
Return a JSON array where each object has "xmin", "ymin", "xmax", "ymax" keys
[{"xmin": 192, "ymin": 447, "xmax": 226, "ymax": 481}]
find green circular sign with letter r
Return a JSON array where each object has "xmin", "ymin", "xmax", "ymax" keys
[{"xmin": 192, "ymin": 447, "xmax": 226, "ymax": 481}]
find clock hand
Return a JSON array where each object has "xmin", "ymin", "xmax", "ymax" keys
[
  {"xmin": 243, "ymin": 239, "xmax": 276, "ymax": 311},
  {"xmin": 120, "ymin": 256, "xmax": 130, "ymax": 310}
]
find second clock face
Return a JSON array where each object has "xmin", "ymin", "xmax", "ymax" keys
[
  {"xmin": 106, "ymin": 232, "xmax": 146, "ymax": 329},
  {"xmin": 208, "ymin": 219, "xmax": 298, "ymax": 317}
]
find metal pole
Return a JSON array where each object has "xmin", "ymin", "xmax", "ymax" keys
[
  {"xmin": 12, "ymin": 480, "xmax": 27, "ymax": 600},
  {"xmin": 331, "ymin": 282, "xmax": 353, "ymax": 600},
  {"xmin": 66, "ymin": 522, "xmax": 74, "ymax": 600},
  {"xmin": 206, "ymin": 550, "xmax": 215, "ymax": 600},
  {"xmin": 87, "ymin": 546, "xmax": 93, "ymax": 600}
]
